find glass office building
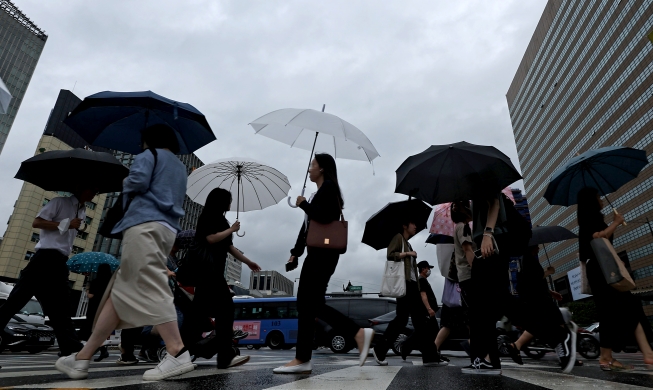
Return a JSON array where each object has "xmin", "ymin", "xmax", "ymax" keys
[
  {"xmin": 0, "ymin": 0, "xmax": 47, "ymax": 155},
  {"xmin": 507, "ymin": 1, "xmax": 653, "ymax": 319}
]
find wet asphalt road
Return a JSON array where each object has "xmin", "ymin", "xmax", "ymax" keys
[{"xmin": 0, "ymin": 348, "xmax": 652, "ymax": 389}]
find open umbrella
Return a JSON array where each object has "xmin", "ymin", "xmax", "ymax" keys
[
  {"xmin": 0, "ymin": 76, "xmax": 12, "ymax": 114},
  {"xmin": 67, "ymin": 252, "xmax": 120, "ymax": 275},
  {"xmin": 395, "ymin": 142, "xmax": 522, "ymax": 205},
  {"xmin": 175, "ymin": 229, "xmax": 196, "ymax": 250},
  {"xmin": 362, "ymin": 199, "xmax": 431, "ymax": 250},
  {"xmin": 15, "ymin": 148, "xmax": 129, "ymax": 193},
  {"xmin": 544, "ymin": 146, "xmax": 647, "ymax": 209},
  {"xmin": 250, "ymin": 105, "xmax": 379, "ymax": 207},
  {"xmin": 186, "ymin": 158, "xmax": 291, "ymax": 237},
  {"xmin": 527, "ymin": 225, "xmax": 578, "ymax": 292},
  {"xmin": 63, "ymin": 91, "xmax": 216, "ymax": 155}
]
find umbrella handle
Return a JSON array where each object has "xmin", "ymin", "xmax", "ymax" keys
[
  {"xmin": 236, "ymin": 230, "xmax": 246, "ymax": 237},
  {"xmin": 613, "ymin": 208, "xmax": 627, "ymax": 226},
  {"xmin": 288, "ymin": 196, "xmax": 299, "ymax": 208}
]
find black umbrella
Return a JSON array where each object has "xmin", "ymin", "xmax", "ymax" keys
[
  {"xmin": 395, "ymin": 141, "xmax": 522, "ymax": 205},
  {"xmin": 528, "ymin": 226, "xmax": 577, "ymax": 247},
  {"xmin": 362, "ymin": 199, "xmax": 432, "ymax": 250},
  {"xmin": 15, "ymin": 148, "xmax": 129, "ymax": 193}
]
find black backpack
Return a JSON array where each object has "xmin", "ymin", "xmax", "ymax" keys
[{"xmin": 493, "ymin": 193, "xmax": 532, "ymax": 257}]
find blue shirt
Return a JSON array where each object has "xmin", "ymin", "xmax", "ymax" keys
[{"xmin": 112, "ymin": 149, "xmax": 187, "ymax": 234}]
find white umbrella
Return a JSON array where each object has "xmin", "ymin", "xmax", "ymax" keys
[
  {"xmin": 249, "ymin": 105, "xmax": 380, "ymax": 206},
  {"xmin": 186, "ymin": 157, "xmax": 291, "ymax": 237},
  {"xmin": 0, "ymin": 76, "xmax": 12, "ymax": 115}
]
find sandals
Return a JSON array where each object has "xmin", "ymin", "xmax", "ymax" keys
[{"xmin": 599, "ymin": 359, "xmax": 635, "ymax": 371}]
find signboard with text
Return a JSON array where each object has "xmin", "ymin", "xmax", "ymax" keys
[
  {"xmin": 567, "ymin": 266, "xmax": 592, "ymax": 301},
  {"xmin": 349, "ymin": 286, "xmax": 362, "ymax": 291},
  {"xmin": 234, "ymin": 321, "xmax": 261, "ymax": 340}
]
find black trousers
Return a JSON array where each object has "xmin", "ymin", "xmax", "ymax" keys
[
  {"xmin": 403, "ymin": 315, "xmax": 440, "ymax": 355},
  {"xmin": 296, "ymin": 249, "xmax": 360, "ymax": 362},
  {"xmin": 0, "ymin": 249, "xmax": 82, "ymax": 355},
  {"xmin": 375, "ymin": 280, "xmax": 438, "ymax": 362},
  {"xmin": 186, "ymin": 276, "xmax": 235, "ymax": 367}
]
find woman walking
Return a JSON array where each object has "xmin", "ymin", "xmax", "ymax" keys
[
  {"xmin": 274, "ymin": 153, "xmax": 374, "ymax": 374},
  {"xmin": 186, "ymin": 187, "xmax": 261, "ymax": 369},
  {"xmin": 56, "ymin": 123, "xmax": 194, "ymax": 381},
  {"xmin": 577, "ymin": 187, "xmax": 653, "ymax": 371},
  {"xmin": 80, "ymin": 264, "xmax": 113, "ymax": 362}
]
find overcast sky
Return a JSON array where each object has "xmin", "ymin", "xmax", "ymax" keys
[{"xmin": 0, "ymin": 0, "xmax": 545, "ymax": 299}]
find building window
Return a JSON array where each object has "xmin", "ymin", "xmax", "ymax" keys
[
  {"xmin": 72, "ymin": 246, "xmax": 84, "ymax": 255},
  {"xmin": 76, "ymin": 232, "xmax": 88, "ymax": 240},
  {"xmin": 85, "ymin": 216, "xmax": 93, "ymax": 225},
  {"xmin": 25, "ymin": 251, "xmax": 34, "ymax": 260},
  {"xmin": 30, "ymin": 233, "xmax": 39, "ymax": 242},
  {"xmin": 85, "ymin": 201, "xmax": 96, "ymax": 210},
  {"xmin": 42, "ymin": 198, "xmax": 50, "ymax": 206}
]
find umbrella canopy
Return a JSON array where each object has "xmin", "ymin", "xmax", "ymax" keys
[
  {"xmin": 395, "ymin": 141, "xmax": 522, "ymax": 205},
  {"xmin": 362, "ymin": 199, "xmax": 432, "ymax": 250},
  {"xmin": 187, "ymin": 157, "xmax": 291, "ymax": 211},
  {"xmin": 15, "ymin": 148, "xmax": 129, "ymax": 193},
  {"xmin": 67, "ymin": 252, "xmax": 120, "ymax": 275},
  {"xmin": 425, "ymin": 233, "xmax": 454, "ymax": 245},
  {"xmin": 544, "ymin": 146, "xmax": 648, "ymax": 206},
  {"xmin": 250, "ymin": 108, "xmax": 380, "ymax": 162},
  {"xmin": 528, "ymin": 226, "xmax": 577, "ymax": 247},
  {"xmin": 176, "ymin": 229, "xmax": 196, "ymax": 250},
  {"xmin": 63, "ymin": 91, "xmax": 216, "ymax": 155},
  {"xmin": 0, "ymin": 76, "xmax": 12, "ymax": 114}
]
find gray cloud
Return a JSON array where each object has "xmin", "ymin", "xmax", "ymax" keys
[{"xmin": 0, "ymin": 0, "xmax": 544, "ymax": 298}]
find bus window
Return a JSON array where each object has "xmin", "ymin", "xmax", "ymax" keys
[{"xmin": 288, "ymin": 301, "xmax": 298, "ymax": 319}]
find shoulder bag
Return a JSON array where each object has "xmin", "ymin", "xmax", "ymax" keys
[
  {"xmin": 305, "ymin": 194, "xmax": 348, "ymax": 254},
  {"xmin": 175, "ymin": 239, "xmax": 214, "ymax": 287},
  {"xmin": 98, "ymin": 149, "xmax": 158, "ymax": 239},
  {"xmin": 590, "ymin": 237, "xmax": 635, "ymax": 292},
  {"xmin": 442, "ymin": 278, "xmax": 463, "ymax": 308},
  {"xmin": 380, "ymin": 240, "xmax": 407, "ymax": 298}
]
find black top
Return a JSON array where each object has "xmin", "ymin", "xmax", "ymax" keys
[
  {"xmin": 578, "ymin": 213, "xmax": 608, "ymax": 263},
  {"xmin": 419, "ymin": 277, "xmax": 438, "ymax": 312},
  {"xmin": 89, "ymin": 277, "xmax": 110, "ymax": 298},
  {"xmin": 472, "ymin": 191, "xmax": 508, "ymax": 243},
  {"xmin": 291, "ymin": 180, "xmax": 342, "ymax": 257},
  {"xmin": 517, "ymin": 252, "xmax": 549, "ymax": 297},
  {"xmin": 196, "ymin": 213, "xmax": 233, "ymax": 270}
]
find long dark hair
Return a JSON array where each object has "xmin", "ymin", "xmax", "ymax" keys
[
  {"xmin": 93, "ymin": 263, "xmax": 113, "ymax": 290},
  {"xmin": 577, "ymin": 187, "xmax": 604, "ymax": 227},
  {"xmin": 198, "ymin": 188, "xmax": 232, "ymax": 227},
  {"xmin": 451, "ymin": 201, "xmax": 472, "ymax": 237},
  {"xmin": 315, "ymin": 153, "xmax": 344, "ymax": 208},
  {"xmin": 141, "ymin": 123, "xmax": 180, "ymax": 154}
]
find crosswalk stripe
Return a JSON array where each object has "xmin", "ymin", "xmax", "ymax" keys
[
  {"xmin": 0, "ymin": 364, "xmax": 155, "ymax": 379},
  {"xmin": 502, "ymin": 367, "xmax": 652, "ymax": 389},
  {"xmin": 263, "ymin": 366, "xmax": 402, "ymax": 390}
]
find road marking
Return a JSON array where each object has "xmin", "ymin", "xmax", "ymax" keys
[
  {"xmin": 502, "ymin": 367, "xmax": 652, "ymax": 389},
  {"xmin": 263, "ymin": 366, "xmax": 402, "ymax": 390},
  {"xmin": 0, "ymin": 364, "xmax": 155, "ymax": 379}
]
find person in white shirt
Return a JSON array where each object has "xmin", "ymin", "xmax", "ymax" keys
[{"xmin": 0, "ymin": 187, "xmax": 97, "ymax": 356}]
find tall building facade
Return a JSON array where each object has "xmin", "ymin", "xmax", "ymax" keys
[
  {"xmin": 0, "ymin": 0, "xmax": 47, "ymax": 154},
  {"xmin": 249, "ymin": 271, "xmax": 294, "ymax": 297},
  {"xmin": 224, "ymin": 249, "xmax": 243, "ymax": 285},
  {"xmin": 507, "ymin": 1, "xmax": 653, "ymax": 318}
]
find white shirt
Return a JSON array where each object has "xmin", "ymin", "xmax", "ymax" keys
[{"xmin": 35, "ymin": 196, "xmax": 86, "ymax": 256}]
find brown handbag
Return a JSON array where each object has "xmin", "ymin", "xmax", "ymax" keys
[{"xmin": 306, "ymin": 196, "xmax": 348, "ymax": 254}]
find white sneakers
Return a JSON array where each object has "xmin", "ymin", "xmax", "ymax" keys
[
  {"xmin": 55, "ymin": 353, "xmax": 90, "ymax": 379},
  {"xmin": 227, "ymin": 355, "xmax": 250, "ymax": 368},
  {"xmin": 142, "ymin": 350, "xmax": 195, "ymax": 381},
  {"xmin": 359, "ymin": 328, "xmax": 375, "ymax": 366},
  {"xmin": 273, "ymin": 361, "xmax": 312, "ymax": 374}
]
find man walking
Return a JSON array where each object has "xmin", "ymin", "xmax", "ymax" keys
[{"xmin": 0, "ymin": 187, "xmax": 98, "ymax": 356}]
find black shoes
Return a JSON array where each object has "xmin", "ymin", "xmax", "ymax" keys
[
  {"xmin": 94, "ymin": 346, "xmax": 110, "ymax": 362},
  {"xmin": 461, "ymin": 358, "xmax": 501, "ymax": 375},
  {"xmin": 501, "ymin": 342, "xmax": 523, "ymax": 365},
  {"xmin": 555, "ymin": 322, "xmax": 578, "ymax": 374}
]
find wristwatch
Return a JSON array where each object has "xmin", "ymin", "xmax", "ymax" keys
[{"xmin": 484, "ymin": 226, "xmax": 494, "ymax": 233}]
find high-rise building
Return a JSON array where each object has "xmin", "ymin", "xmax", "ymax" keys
[
  {"xmin": 249, "ymin": 271, "xmax": 294, "ymax": 297},
  {"xmin": 224, "ymin": 249, "xmax": 243, "ymax": 285},
  {"xmin": 0, "ymin": 0, "xmax": 47, "ymax": 154},
  {"xmin": 506, "ymin": 1, "xmax": 653, "ymax": 318}
]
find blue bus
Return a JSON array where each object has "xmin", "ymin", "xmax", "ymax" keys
[{"xmin": 233, "ymin": 297, "xmax": 298, "ymax": 349}]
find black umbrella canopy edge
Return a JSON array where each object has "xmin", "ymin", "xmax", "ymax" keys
[{"xmin": 362, "ymin": 199, "xmax": 432, "ymax": 251}]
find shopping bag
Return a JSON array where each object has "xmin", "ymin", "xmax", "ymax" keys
[
  {"xmin": 442, "ymin": 278, "xmax": 462, "ymax": 308},
  {"xmin": 380, "ymin": 260, "xmax": 406, "ymax": 298},
  {"xmin": 436, "ymin": 243, "xmax": 455, "ymax": 278},
  {"xmin": 590, "ymin": 237, "xmax": 635, "ymax": 292}
]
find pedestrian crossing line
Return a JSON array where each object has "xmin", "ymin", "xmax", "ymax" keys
[
  {"xmin": 502, "ymin": 367, "xmax": 652, "ymax": 389},
  {"xmin": 263, "ymin": 366, "xmax": 402, "ymax": 390},
  {"xmin": 0, "ymin": 364, "xmax": 157, "ymax": 379}
]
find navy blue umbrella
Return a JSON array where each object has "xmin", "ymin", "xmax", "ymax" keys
[
  {"xmin": 544, "ymin": 146, "xmax": 648, "ymax": 207},
  {"xmin": 63, "ymin": 91, "xmax": 216, "ymax": 155}
]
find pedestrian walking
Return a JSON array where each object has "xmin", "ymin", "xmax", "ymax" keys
[
  {"xmin": 372, "ymin": 218, "xmax": 440, "ymax": 366},
  {"xmin": 274, "ymin": 153, "xmax": 374, "ymax": 374},
  {"xmin": 577, "ymin": 187, "xmax": 653, "ymax": 371},
  {"xmin": 0, "ymin": 187, "xmax": 97, "ymax": 356},
  {"xmin": 81, "ymin": 264, "xmax": 113, "ymax": 362},
  {"xmin": 400, "ymin": 261, "xmax": 447, "ymax": 365},
  {"xmin": 56, "ymin": 124, "xmax": 194, "ymax": 381},
  {"xmin": 185, "ymin": 187, "xmax": 261, "ymax": 369}
]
